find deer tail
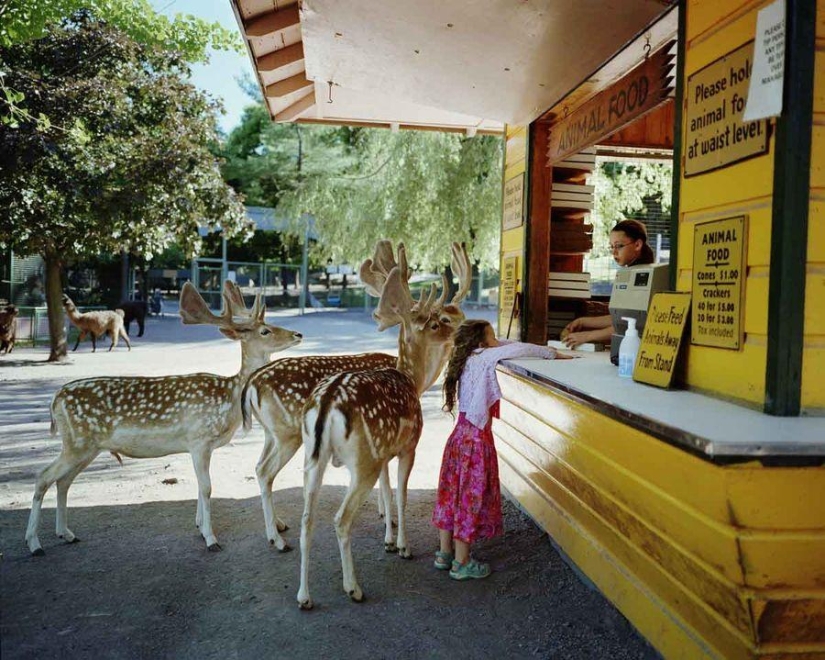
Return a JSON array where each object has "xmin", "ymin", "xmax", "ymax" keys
[
  {"xmin": 312, "ymin": 373, "xmax": 348, "ymax": 461},
  {"xmin": 241, "ymin": 379, "xmax": 258, "ymax": 432}
]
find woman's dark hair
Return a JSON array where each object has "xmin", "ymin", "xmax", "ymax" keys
[
  {"xmin": 442, "ymin": 319, "xmax": 491, "ymax": 415},
  {"xmin": 611, "ymin": 219, "xmax": 655, "ymax": 265}
]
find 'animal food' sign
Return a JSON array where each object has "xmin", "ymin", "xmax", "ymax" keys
[
  {"xmin": 684, "ymin": 42, "xmax": 768, "ymax": 176},
  {"xmin": 691, "ymin": 216, "xmax": 746, "ymax": 350}
]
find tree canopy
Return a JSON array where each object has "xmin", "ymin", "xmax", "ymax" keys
[
  {"xmin": 0, "ymin": 11, "xmax": 247, "ymax": 359},
  {"xmin": 222, "ymin": 111, "xmax": 504, "ymax": 271},
  {"xmin": 0, "ymin": 0, "xmax": 241, "ymax": 128}
]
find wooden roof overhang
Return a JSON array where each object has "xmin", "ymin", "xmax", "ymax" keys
[{"xmin": 229, "ymin": 0, "xmax": 678, "ymax": 135}]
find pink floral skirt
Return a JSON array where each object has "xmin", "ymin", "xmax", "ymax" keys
[{"xmin": 431, "ymin": 404, "xmax": 503, "ymax": 544}]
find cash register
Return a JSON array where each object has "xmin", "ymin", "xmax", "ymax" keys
[{"xmin": 608, "ymin": 263, "xmax": 670, "ymax": 364}]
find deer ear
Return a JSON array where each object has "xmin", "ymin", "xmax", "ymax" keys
[{"xmin": 219, "ymin": 327, "xmax": 243, "ymax": 341}]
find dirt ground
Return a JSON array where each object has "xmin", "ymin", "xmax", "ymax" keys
[{"xmin": 0, "ymin": 306, "xmax": 658, "ymax": 659}]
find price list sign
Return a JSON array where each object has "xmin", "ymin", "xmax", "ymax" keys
[{"xmin": 691, "ymin": 216, "xmax": 746, "ymax": 349}]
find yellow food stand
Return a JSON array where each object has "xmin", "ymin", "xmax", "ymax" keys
[{"xmin": 230, "ymin": 1, "xmax": 824, "ymax": 656}]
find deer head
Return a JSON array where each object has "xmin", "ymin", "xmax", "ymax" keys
[
  {"xmin": 359, "ymin": 241, "xmax": 472, "ymax": 392},
  {"xmin": 179, "ymin": 281, "xmax": 302, "ymax": 363}
]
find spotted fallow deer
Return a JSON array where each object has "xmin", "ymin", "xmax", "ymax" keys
[
  {"xmin": 241, "ymin": 243, "xmax": 470, "ymax": 552},
  {"xmin": 24, "ymin": 281, "xmax": 302, "ymax": 556},
  {"xmin": 296, "ymin": 241, "xmax": 471, "ymax": 609}
]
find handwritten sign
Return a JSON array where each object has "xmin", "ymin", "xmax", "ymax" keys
[
  {"xmin": 633, "ymin": 293, "xmax": 691, "ymax": 388},
  {"xmin": 684, "ymin": 42, "xmax": 768, "ymax": 176},
  {"xmin": 744, "ymin": 0, "xmax": 786, "ymax": 121},
  {"xmin": 690, "ymin": 216, "xmax": 746, "ymax": 349},
  {"xmin": 502, "ymin": 174, "xmax": 525, "ymax": 230},
  {"xmin": 547, "ymin": 44, "xmax": 675, "ymax": 164}
]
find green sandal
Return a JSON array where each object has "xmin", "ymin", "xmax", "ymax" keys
[
  {"xmin": 434, "ymin": 550, "xmax": 454, "ymax": 570},
  {"xmin": 449, "ymin": 558, "xmax": 491, "ymax": 581}
]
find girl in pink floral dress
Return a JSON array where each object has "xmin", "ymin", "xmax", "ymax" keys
[{"xmin": 432, "ymin": 319, "xmax": 570, "ymax": 580}]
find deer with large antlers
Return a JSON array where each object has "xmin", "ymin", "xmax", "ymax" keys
[
  {"xmin": 24, "ymin": 281, "xmax": 302, "ymax": 556},
  {"xmin": 296, "ymin": 241, "xmax": 471, "ymax": 609},
  {"xmin": 241, "ymin": 243, "xmax": 470, "ymax": 553}
]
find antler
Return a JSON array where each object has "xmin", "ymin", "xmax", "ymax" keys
[
  {"xmin": 367, "ymin": 243, "xmax": 415, "ymax": 331},
  {"xmin": 180, "ymin": 281, "xmax": 263, "ymax": 327},
  {"xmin": 359, "ymin": 239, "xmax": 414, "ymax": 298},
  {"xmin": 448, "ymin": 242, "xmax": 472, "ymax": 305}
]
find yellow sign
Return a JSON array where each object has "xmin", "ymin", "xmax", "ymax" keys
[
  {"xmin": 684, "ymin": 41, "xmax": 768, "ymax": 177},
  {"xmin": 633, "ymin": 293, "xmax": 691, "ymax": 388},
  {"xmin": 691, "ymin": 216, "xmax": 746, "ymax": 349},
  {"xmin": 502, "ymin": 174, "xmax": 525, "ymax": 231},
  {"xmin": 501, "ymin": 256, "xmax": 519, "ymax": 313}
]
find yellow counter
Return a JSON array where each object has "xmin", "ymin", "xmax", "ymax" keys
[{"xmin": 494, "ymin": 355, "xmax": 825, "ymax": 660}]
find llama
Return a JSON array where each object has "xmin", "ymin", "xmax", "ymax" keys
[
  {"xmin": 0, "ymin": 304, "xmax": 19, "ymax": 354},
  {"xmin": 62, "ymin": 295, "xmax": 131, "ymax": 352}
]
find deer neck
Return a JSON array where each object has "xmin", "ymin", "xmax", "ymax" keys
[
  {"xmin": 396, "ymin": 326, "xmax": 447, "ymax": 396},
  {"xmin": 237, "ymin": 344, "xmax": 271, "ymax": 389}
]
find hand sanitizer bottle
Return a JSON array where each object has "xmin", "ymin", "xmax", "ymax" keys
[{"xmin": 618, "ymin": 317, "xmax": 640, "ymax": 378}]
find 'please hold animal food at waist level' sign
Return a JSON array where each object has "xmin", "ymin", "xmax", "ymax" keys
[{"xmin": 684, "ymin": 41, "xmax": 769, "ymax": 176}]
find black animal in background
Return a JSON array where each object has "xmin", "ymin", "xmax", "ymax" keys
[{"xmin": 118, "ymin": 301, "xmax": 148, "ymax": 337}]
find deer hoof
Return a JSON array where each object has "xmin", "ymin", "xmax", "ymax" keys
[
  {"xmin": 398, "ymin": 547, "xmax": 412, "ymax": 559},
  {"xmin": 384, "ymin": 542, "xmax": 397, "ymax": 553},
  {"xmin": 349, "ymin": 588, "xmax": 365, "ymax": 603},
  {"xmin": 207, "ymin": 542, "xmax": 222, "ymax": 553},
  {"xmin": 278, "ymin": 543, "xmax": 292, "ymax": 554},
  {"xmin": 298, "ymin": 599, "xmax": 314, "ymax": 611},
  {"xmin": 276, "ymin": 521, "xmax": 289, "ymax": 533},
  {"xmin": 31, "ymin": 548, "xmax": 45, "ymax": 557}
]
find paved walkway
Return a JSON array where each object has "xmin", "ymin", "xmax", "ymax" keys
[{"xmin": 0, "ymin": 303, "xmax": 658, "ymax": 659}]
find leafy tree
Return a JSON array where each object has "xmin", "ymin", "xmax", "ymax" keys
[
  {"xmin": 0, "ymin": 12, "xmax": 248, "ymax": 361},
  {"xmin": 590, "ymin": 160, "xmax": 672, "ymax": 256},
  {"xmin": 0, "ymin": 0, "xmax": 240, "ymax": 128},
  {"xmin": 222, "ymin": 111, "xmax": 503, "ymax": 272}
]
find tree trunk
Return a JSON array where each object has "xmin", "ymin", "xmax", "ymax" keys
[{"xmin": 44, "ymin": 252, "xmax": 68, "ymax": 362}]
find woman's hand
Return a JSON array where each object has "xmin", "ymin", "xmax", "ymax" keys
[
  {"xmin": 562, "ymin": 318, "xmax": 586, "ymax": 336},
  {"xmin": 562, "ymin": 331, "xmax": 593, "ymax": 349}
]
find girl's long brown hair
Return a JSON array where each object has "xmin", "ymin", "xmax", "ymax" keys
[{"xmin": 442, "ymin": 319, "xmax": 491, "ymax": 415}]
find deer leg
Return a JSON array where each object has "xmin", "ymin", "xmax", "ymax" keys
[
  {"xmin": 119, "ymin": 327, "xmax": 131, "ymax": 351},
  {"xmin": 90, "ymin": 331, "xmax": 97, "ymax": 352},
  {"xmin": 108, "ymin": 328, "xmax": 118, "ymax": 351},
  {"xmin": 256, "ymin": 430, "xmax": 300, "ymax": 551},
  {"xmin": 394, "ymin": 450, "xmax": 416, "ymax": 559},
  {"xmin": 25, "ymin": 449, "xmax": 89, "ymax": 555},
  {"xmin": 191, "ymin": 449, "xmax": 220, "ymax": 551},
  {"xmin": 72, "ymin": 330, "xmax": 85, "ymax": 352},
  {"xmin": 55, "ymin": 449, "xmax": 98, "ymax": 543},
  {"xmin": 336, "ymin": 463, "xmax": 382, "ymax": 603},
  {"xmin": 379, "ymin": 463, "xmax": 396, "ymax": 552},
  {"xmin": 297, "ymin": 455, "xmax": 330, "ymax": 611}
]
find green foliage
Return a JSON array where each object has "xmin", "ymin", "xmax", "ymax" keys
[
  {"xmin": 0, "ymin": 0, "xmax": 240, "ymax": 56},
  {"xmin": 0, "ymin": 11, "xmax": 248, "ymax": 263},
  {"xmin": 590, "ymin": 160, "xmax": 672, "ymax": 256},
  {"xmin": 222, "ymin": 112, "xmax": 504, "ymax": 270},
  {"xmin": 0, "ymin": 0, "xmax": 241, "ymax": 130}
]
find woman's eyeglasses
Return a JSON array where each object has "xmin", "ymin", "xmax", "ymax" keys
[{"xmin": 610, "ymin": 242, "xmax": 630, "ymax": 252}]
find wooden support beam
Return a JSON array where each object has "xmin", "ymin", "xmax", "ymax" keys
[
  {"xmin": 273, "ymin": 89, "xmax": 315, "ymax": 122},
  {"xmin": 244, "ymin": 5, "xmax": 300, "ymax": 38},
  {"xmin": 266, "ymin": 73, "xmax": 312, "ymax": 98},
  {"xmin": 257, "ymin": 42, "xmax": 304, "ymax": 72}
]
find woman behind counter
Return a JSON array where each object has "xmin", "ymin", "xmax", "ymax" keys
[{"xmin": 562, "ymin": 219, "xmax": 655, "ymax": 349}]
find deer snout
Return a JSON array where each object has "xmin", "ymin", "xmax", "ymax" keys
[{"xmin": 293, "ymin": 332, "xmax": 303, "ymax": 340}]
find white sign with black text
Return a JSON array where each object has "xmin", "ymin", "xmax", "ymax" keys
[{"xmin": 743, "ymin": 0, "xmax": 786, "ymax": 121}]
